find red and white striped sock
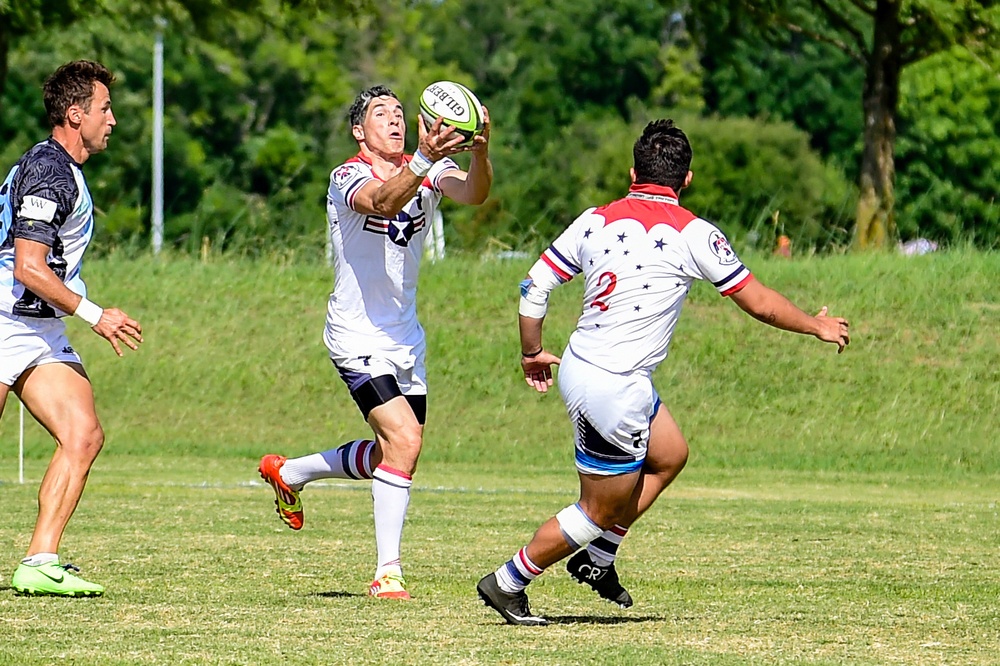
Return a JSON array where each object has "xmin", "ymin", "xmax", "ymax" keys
[
  {"xmin": 279, "ymin": 439, "xmax": 375, "ymax": 489},
  {"xmin": 495, "ymin": 547, "xmax": 543, "ymax": 593},
  {"xmin": 586, "ymin": 524, "xmax": 628, "ymax": 567},
  {"xmin": 372, "ymin": 464, "xmax": 412, "ymax": 579}
]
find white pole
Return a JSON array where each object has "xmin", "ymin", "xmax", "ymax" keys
[
  {"xmin": 326, "ymin": 225, "xmax": 333, "ymax": 266},
  {"xmin": 433, "ymin": 209, "xmax": 445, "ymax": 261},
  {"xmin": 151, "ymin": 17, "xmax": 166, "ymax": 255},
  {"xmin": 18, "ymin": 400, "xmax": 24, "ymax": 484}
]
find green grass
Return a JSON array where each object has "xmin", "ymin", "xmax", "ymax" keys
[{"xmin": 0, "ymin": 250, "xmax": 997, "ymax": 664}]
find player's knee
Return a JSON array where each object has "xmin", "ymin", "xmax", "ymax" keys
[
  {"xmin": 383, "ymin": 426, "xmax": 422, "ymax": 461},
  {"xmin": 578, "ymin": 497, "xmax": 628, "ymax": 530},
  {"xmin": 62, "ymin": 423, "xmax": 104, "ymax": 463},
  {"xmin": 555, "ymin": 503, "xmax": 605, "ymax": 548},
  {"xmin": 669, "ymin": 440, "xmax": 689, "ymax": 473}
]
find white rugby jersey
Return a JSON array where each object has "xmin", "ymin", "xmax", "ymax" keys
[
  {"xmin": 0, "ymin": 138, "xmax": 94, "ymax": 318},
  {"xmin": 324, "ymin": 152, "xmax": 459, "ymax": 348},
  {"xmin": 535, "ymin": 183, "xmax": 752, "ymax": 374}
]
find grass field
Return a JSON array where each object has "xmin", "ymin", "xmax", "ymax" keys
[{"xmin": 0, "ymin": 251, "xmax": 997, "ymax": 665}]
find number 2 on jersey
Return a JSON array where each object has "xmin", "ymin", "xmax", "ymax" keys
[{"xmin": 589, "ymin": 271, "xmax": 618, "ymax": 312}]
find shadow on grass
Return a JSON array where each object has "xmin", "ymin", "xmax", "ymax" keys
[
  {"xmin": 312, "ymin": 590, "xmax": 367, "ymax": 599},
  {"xmin": 545, "ymin": 614, "xmax": 662, "ymax": 625}
]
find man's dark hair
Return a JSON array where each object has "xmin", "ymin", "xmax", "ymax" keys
[
  {"xmin": 348, "ymin": 85, "xmax": 399, "ymax": 127},
  {"xmin": 43, "ymin": 60, "xmax": 115, "ymax": 129},
  {"xmin": 632, "ymin": 119, "xmax": 692, "ymax": 191}
]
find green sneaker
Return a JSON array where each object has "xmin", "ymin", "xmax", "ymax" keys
[{"xmin": 12, "ymin": 561, "xmax": 105, "ymax": 597}]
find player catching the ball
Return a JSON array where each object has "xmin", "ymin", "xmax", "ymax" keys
[
  {"xmin": 258, "ymin": 84, "xmax": 491, "ymax": 599},
  {"xmin": 477, "ymin": 119, "xmax": 850, "ymax": 625}
]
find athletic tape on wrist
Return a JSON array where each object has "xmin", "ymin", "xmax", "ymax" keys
[
  {"xmin": 75, "ymin": 297, "xmax": 104, "ymax": 327},
  {"xmin": 408, "ymin": 150, "xmax": 433, "ymax": 178}
]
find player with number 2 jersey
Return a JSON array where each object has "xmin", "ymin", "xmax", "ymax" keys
[{"xmin": 478, "ymin": 119, "xmax": 851, "ymax": 626}]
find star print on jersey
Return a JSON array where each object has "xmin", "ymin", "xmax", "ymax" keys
[
  {"xmin": 524, "ymin": 183, "xmax": 754, "ymax": 375},
  {"xmin": 364, "ymin": 209, "xmax": 426, "ymax": 247}
]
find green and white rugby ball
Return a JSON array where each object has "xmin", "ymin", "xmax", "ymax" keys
[{"xmin": 419, "ymin": 81, "xmax": 485, "ymax": 147}]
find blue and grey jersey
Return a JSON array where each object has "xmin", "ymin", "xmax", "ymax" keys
[{"xmin": 0, "ymin": 138, "xmax": 94, "ymax": 318}]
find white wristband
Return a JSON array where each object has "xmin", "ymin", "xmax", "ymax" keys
[
  {"xmin": 75, "ymin": 298, "xmax": 104, "ymax": 327},
  {"xmin": 408, "ymin": 150, "xmax": 434, "ymax": 178}
]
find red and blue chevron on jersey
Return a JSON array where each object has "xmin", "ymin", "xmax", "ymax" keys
[{"xmin": 324, "ymin": 152, "xmax": 459, "ymax": 350}]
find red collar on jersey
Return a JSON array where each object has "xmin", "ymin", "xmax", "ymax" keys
[
  {"xmin": 597, "ymin": 182, "xmax": 695, "ymax": 233},
  {"xmin": 349, "ymin": 151, "xmax": 427, "ymax": 184},
  {"xmin": 627, "ymin": 183, "xmax": 680, "ymax": 200}
]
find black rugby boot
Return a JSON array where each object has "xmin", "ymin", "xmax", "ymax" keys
[
  {"xmin": 566, "ymin": 549, "xmax": 634, "ymax": 608},
  {"xmin": 476, "ymin": 573, "xmax": 548, "ymax": 626}
]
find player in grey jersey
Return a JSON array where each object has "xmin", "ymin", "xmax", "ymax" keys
[{"xmin": 0, "ymin": 61, "xmax": 142, "ymax": 597}]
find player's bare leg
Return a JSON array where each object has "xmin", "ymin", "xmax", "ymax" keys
[
  {"xmin": 16, "ymin": 363, "xmax": 104, "ymax": 556},
  {"xmin": 479, "ymin": 470, "xmax": 641, "ymax": 625},
  {"xmin": 11, "ymin": 363, "xmax": 106, "ymax": 596},
  {"xmin": 0, "ymin": 382, "xmax": 9, "ymax": 419},
  {"xmin": 522, "ymin": 471, "xmax": 640, "ymax": 569},
  {"xmin": 364, "ymin": 396, "xmax": 423, "ymax": 599},
  {"xmin": 568, "ymin": 404, "xmax": 689, "ymax": 605},
  {"xmin": 616, "ymin": 404, "xmax": 689, "ymax": 526}
]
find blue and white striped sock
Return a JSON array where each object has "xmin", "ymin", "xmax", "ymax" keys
[
  {"xmin": 586, "ymin": 524, "xmax": 628, "ymax": 567},
  {"xmin": 495, "ymin": 547, "xmax": 543, "ymax": 593}
]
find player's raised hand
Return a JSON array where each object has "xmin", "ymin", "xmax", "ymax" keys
[
  {"xmin": 92, "ymin": 308, "xmax": 143, "ymax": 357},
  {"xmin": 417, "ymin": 115, "xmax": 467, "ymax": 161},
  {"xmin": 469, "ymin": 106, "xmax": 490, "ymax": 156},
  {"xmin": 521, "ymin": 350, "xmax": 561, "ymax": 393},
  {"xmin": 814, "ymin": 306, "xmax": 850, "ymax": 353}
]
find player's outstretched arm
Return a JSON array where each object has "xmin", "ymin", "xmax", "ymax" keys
[
  {"xmin": 729, "ymin": 278, "xmax": 850, "ymax": 353},
  {"xmin": 355, "ymin": 116, "xmax": 467, "ymax": 218},
  {"xmin": 440, "ymin": 106, "xmax": 493, "ymax": 205}
]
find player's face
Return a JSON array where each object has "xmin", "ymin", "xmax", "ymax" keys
[
  {"xmin": 361, "ymin": 96, "xmax": 405, "ymax": 156},
  {"xmin": 79, "ymin": 82, "xmax": 116, "ymax": 155}
]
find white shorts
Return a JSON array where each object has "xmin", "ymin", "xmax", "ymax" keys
[
  {"xmin": 0, "ymin": 310, "xmax": 82, "ymax": 386},
  {"xmin": 327, "ymin": 337, "xmax": 427, "ymax": 397},
  {"xmin": 559, "ymin": 345, "xmax": 660, "ymax": 476}
]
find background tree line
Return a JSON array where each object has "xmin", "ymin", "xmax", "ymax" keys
[{"xmin": 1, "ymin": 0, "xmax": 996, "ymax": 258}]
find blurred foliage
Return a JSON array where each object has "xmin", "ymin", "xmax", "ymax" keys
[
  {"xmin": 895, "ymin": 46, "xmax": 999, "ymax": 247},
  {"xmin": 0, "ymin": 0, "xmax": 996, "ymax": 256}
]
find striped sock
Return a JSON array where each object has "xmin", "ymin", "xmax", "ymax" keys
[
  {"xmin": 372, "ymin": 464, "xmax": 412, "ymax": 580},
  {"xmin": 586, "ymin": 524, "xmax": 628, "ymax": 567},
  {"xmin": 279, "ymin": 439, "xmax": 375, "ymax": 489},
  {"xmin": 495, "ymin": 547, "xmax": 544, "ymax": 593}
]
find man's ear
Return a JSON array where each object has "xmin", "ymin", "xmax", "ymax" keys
[
  {"xmin": 629, "ymin": 167, "xmax": 637, "ymax": 184},
  {"xmin": 351, "ymin": 124, "xmax": 364, "ymax": 142},
  {"xmin": 683, "ymin": 170, "xmax": 693, "ymax": 189},
  {"xmin": 67, "ymin": 104, "xmax": 84, "ymax": 126}
]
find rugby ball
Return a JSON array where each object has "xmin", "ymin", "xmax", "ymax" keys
[{"xmin": 419, "ymin": 81, "xmax": 485, "ymax": 147}]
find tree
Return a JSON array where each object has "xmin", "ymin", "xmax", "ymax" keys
[
  {"xmin": 0, "ymin": 0, "xmax": 363, "ymax": 117},
  {"xmin": 690, "ymin": 0, "xmax": 999, "ymax": 249},
  {"xmin": 0, "ymin": 1, "xmax": 87, "ymax": 111}
]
